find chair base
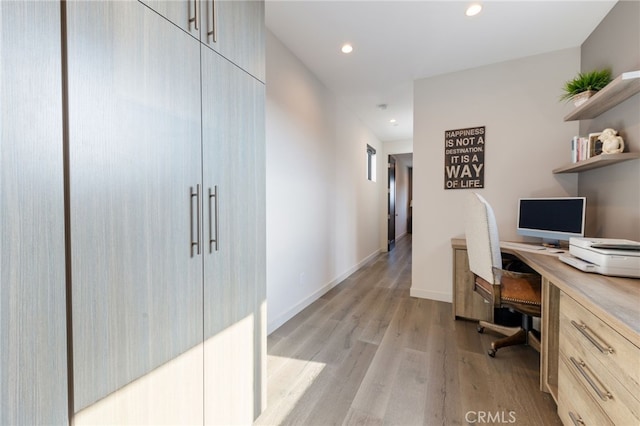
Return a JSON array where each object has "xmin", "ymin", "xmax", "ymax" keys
[{"xmin": 477, "ymin": 320, "xmax": 540, "ymax": 357}]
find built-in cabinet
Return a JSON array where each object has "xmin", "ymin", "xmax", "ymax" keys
[
  {"xmin": 451, "ymin": 242, "xmax": 492, "ymax": 322},
  {"xmin": 201, "ymin": 46, "xmax": 266, "ymax": 424},
  {"xmin": 0, "ymin": 2, "xmax": 69, "ymax": 424},
  {"xmin": 1, "ymin": 0, "xmax": 265, "ymax": 423},
  {"xmin": 68, "ymin": 0, "xmax": 265, "ymax": 422},
  {"xmin": 557, "ymin": 291, "xmax": 640, "ymax": 425},
  {"xmin": 450, "ymin": 238, "xmax": 640, "ymax": 426},
  {"xmin": 66, "ymin": 0, "xmax": 205, "ymax": 411},
  {"xmin": 140, "ymin": 0, "xmax": 265, "ymax": 82}
]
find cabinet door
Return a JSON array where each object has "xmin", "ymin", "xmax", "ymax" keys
[
  {"xmin": 139, "ymin": 0, "xmax": 200, "ymax": 38},
  {"xmin": 201, "ymin": 47, "xmax": 266, "ymax": 424},
  {"xmin": 0, "ymin": 2, "xmax": 68, "ymax": 424},
  {"xmin": 453, "ymin": 248, "xmax": 492, "ymax": 321},
  {"xmin": 200, "ymin": 0, "xmax": 265, "ymax": 82},
  {"xmin": 66, "ymin": 0, "xmax": 203, "ymax": 412}
]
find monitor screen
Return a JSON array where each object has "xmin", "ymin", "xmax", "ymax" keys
[{"xmin": 517, "ymin": 197, "xmax": 586, "ymax": 242}]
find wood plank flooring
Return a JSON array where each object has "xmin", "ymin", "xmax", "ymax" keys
[{"xmin": 255, "ymin": 236, "xmax": 561, "ymax": 426}]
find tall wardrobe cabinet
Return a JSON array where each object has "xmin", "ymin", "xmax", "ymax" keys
[
  {"xmin": 201, "ymin": 37, "xmax": 266, "ymax": 425},
  {"xmin": 66, "ymin": 0, "xmax": 205, "ymax": 414},
  {"xmin": 1, "ymin": 0, "xmax": 265, "ymax": 424},
  {"xmin": 66, "ymin": 0, "xmax": 266, "ymax": 423},
  {"xmin": 1, "ymin": 2, "xmax": 69, "ymax": 424}
]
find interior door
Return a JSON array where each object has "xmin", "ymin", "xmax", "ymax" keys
[
  {"xmin": 388, "ymin": 155, "xmax": 396, "ymax": 251},
  {"xmin": 66, "ymin": 0, "xmax": 203, "ymax": 411},
  {"xmin": 408, "ymin": 166, "xmax": 413, "ymax": 234}
]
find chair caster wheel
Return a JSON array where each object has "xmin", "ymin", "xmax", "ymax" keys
[
  {"xmin": 477, "ymin": 325, "xmax": 484, "ymax": 333},
  {"xmin": 488, "ymin": 349, "xmax": 496, "ymax": 357}
]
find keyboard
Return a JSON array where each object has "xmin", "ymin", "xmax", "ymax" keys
[
  {"xmin": 501, "ymin": 242, "xmax": 545, "ymax": 250},
  {"xmin": 500, "ymin": 241, "xmax": 565, "ymax": 255}
]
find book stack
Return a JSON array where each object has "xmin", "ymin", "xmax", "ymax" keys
[{"xmin": 571, "ymin": 135, "xmax": 602, "ymax": 163}]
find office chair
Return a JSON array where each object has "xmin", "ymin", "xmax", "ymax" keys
[{"xmin": 465, "ymin": 193, "xmax": 542, "ymax": 357}]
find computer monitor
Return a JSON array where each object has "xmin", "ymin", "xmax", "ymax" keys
[{"xmin": 517, "ymin": 197, "xmax": 586, "ymax": 245}]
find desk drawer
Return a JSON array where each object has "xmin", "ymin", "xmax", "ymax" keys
[
  {"xmin": 559, "ymin": 292, "xmax": 639, "ymax": 395},
  {"xmin": 559, "ymin": 292, "xmax": 640, "ymax": 424},
  {"xmin": 558, "ymin": 354, "xmax": 612, "ymax": 426}
]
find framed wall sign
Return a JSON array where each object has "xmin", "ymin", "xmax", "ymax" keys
[{"xmin": 444, "ymin": 126, "xmax": 485, "ymax": 190}]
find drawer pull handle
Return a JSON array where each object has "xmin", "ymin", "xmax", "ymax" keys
[
  {"xmin": 571, "ymin": 320, "xmax": 614, "ymax": 354},
  {"xmin": 570, "ymin": 357, "xmax": 612, "ymax": 401},
  {"xmin": 568, "ymin": 411, "xmax": 585, "ymax": 426}
]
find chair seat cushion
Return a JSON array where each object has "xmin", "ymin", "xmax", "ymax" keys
[
  {"xmin": 495, "ymin": 268, "xmax": 542, "ymax": 317},
  {"xmin": 474, "ymin": 269, "xmax": 542, "ymax": 317}
]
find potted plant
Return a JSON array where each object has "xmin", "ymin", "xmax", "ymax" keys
[{"xmin": 560, "ymin": 69, "xmax": 612, "ymax": 106}]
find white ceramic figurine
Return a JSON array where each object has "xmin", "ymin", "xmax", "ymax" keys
[{"xmin": 599, "ymin": 128, "xmax": 625, "ymax": 154}]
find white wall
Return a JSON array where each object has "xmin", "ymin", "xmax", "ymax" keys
[
  {"xmin": 411, "ymin": 48, "xmax": 581, "ymax": 302},
  {"xmin": 578, "ymin": 1, "xmax": 640, "ymax": 240},
  {"xmin": 266, "ymin": 31, "xmax": 383, "ymax": 334}
]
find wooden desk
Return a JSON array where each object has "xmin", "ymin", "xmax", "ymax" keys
[{"xmin": 451, "ymin": 238, "xmax": 640, "ymax": 424}]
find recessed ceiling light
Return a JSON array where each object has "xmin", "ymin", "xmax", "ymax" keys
[
  {"xmin": 389, "ymin": 119, "xmax": 397, "ymax": 123},
  {"xmin": 341, "ymin": 43, "xmax": 353, "ymax": 54},
  {"xmin": 466, "ymin": 3, "xmax": 482, "ymax": 17}
]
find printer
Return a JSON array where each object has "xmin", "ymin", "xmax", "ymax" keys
[{"xmin": 559, "ymin": 237, "xmax": 640, "ymax": 278}]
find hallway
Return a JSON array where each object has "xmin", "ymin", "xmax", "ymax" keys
[{"xmin": 255, "ymin": 236, "xmax": 560, "ymax": 425}]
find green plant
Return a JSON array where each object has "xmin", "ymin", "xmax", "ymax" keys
[{"xmin": 560, "ymin": 69, "xmax": 612, "ymax": 101}]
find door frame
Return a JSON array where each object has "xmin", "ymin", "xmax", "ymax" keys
[{"xmin": 387, "ymin": 155, "xmax": 396, "ymax": 251}]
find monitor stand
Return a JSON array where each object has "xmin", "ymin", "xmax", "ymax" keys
[{"xmin": 541, "ymin": 239, "xmax": 565, "ymax": 249}]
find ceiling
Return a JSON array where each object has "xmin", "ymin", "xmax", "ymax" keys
[{"xmin": 265, "ymin": 0, "xmax": 617, "ymax": 143}]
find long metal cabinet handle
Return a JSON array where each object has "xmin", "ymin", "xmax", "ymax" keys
[
  {"xmin": 190, "ymin": 185, "xmax": 201, "ymax": 257},
  {"xmin": 569, "ymin": 357, "xmax": 612, "ymax": 401},
  {"xmin": 571, "ymin": 320, "xmax": 614, "ymax": 354},
  {"xmin": 208, "ymin": 0, "xmax": 217, "ymax": 42},
  {"xmin": 208, "ymin": 186, "xmax": 219, "ymax": 252},
  {"xmin": 205, "ymin": 0, "xmax": 212, "ymax": 40},
  {"xmin": 189, "ymin": 0, "xmax": 198, "ymax": 31},
  {"xmin": 568, "ymin": 412, "xmax": 585, "ymax": 426}
]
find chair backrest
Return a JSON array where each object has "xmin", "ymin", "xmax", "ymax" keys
[{"xmin": 465, "ymin": 193, "xmax": 502, "ymax": 284}]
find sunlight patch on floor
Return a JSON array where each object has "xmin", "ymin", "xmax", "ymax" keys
[{"xmin": 255, "ymin": 355, "xmax": 326, "ymax": 425}]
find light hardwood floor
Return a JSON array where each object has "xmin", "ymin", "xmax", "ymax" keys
[{"xmin": 255, "ymin": 236, "xmax": 561, "ymax": 426}]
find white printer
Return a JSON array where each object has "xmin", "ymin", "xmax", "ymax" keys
[{"xmin": 559, "ymin": 237, "xmax": 640, "ymax": 278}]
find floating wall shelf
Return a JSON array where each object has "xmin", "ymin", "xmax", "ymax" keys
[
  {"xmin": 564, "ymin": 70, "xmax": 640, "ymax": 121},
  {"xmin": 553, "ymin": 152, "xmax": 640, "ymax": 174}
]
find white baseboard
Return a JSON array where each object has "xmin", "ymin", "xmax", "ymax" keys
[
  {"xmin": 267, "ymin": 281, "xmax": 334, "ymax": 335},
  {"xmin": 267, "ymin": 248, "xmax": 381, "ymax": 335},
  {"xmin": 332, "ymin": 248, "xmax": 381, "ymax": 286},
  {"xmin": 382, "ymin": 232, "xmax": 409, "ymax": 252},
  {"xmin": 409, "ymin": 287, "xmax": 452, "ymax": 303}
]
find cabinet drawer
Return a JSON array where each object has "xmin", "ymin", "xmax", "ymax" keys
[
  {"xmin": 560, "ymin": 291, "xmax": 639, "ymax": 396},
  {"xmin": 559, "ymin": 293, "xmax": 640, "ymax": 424},
  {"xmin": 558, "ymin": 355, "xmax": 613, "ymax": 426}
]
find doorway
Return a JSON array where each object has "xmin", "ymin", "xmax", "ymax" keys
[
  {"xmin": 387, "ymin": 155, "xmax": 396, "ymax": 251},
  {"xmin": 386, "ymin": 153, "xmax": 413, "ymax": 252}
]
